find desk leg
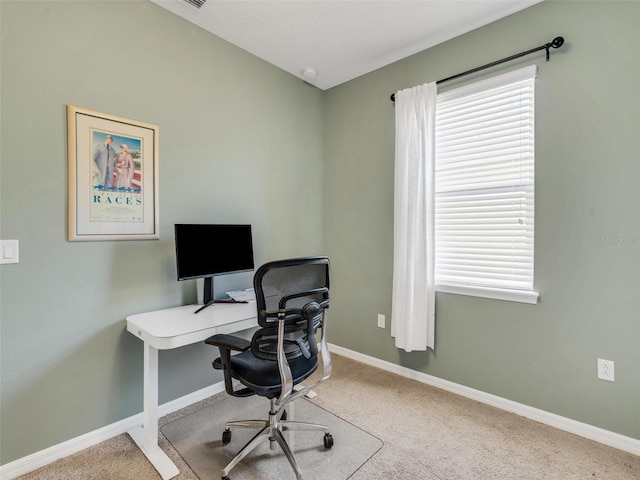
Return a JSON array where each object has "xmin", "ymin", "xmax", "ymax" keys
[{"xmin": 128, "ymin": 342, "xmax": 179, "ymax": 480}]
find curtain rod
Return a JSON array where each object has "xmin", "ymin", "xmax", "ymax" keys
[{"xmin": 390, "ymin": 36, "xmax": 565, "ymax": 102}]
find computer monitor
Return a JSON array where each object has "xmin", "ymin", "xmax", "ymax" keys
[{"xmin": 174, "ymin": 224, "xmax": 254, "ymax": 313}]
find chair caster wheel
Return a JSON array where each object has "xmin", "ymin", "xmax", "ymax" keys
[
  {"xmin": 222, "ymin": 429, "xmax": 232, "ymax": 444},
  {"xmin": 323, "ymin": 432, "xmax": 334, "ymax": 448}
]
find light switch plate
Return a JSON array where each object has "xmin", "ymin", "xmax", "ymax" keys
[{"xmin": 0, "ymin": 240, "xmax": 19, "ymax": 264}]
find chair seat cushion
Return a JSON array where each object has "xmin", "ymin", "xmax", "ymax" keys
[{"xmin": 224, "ymin": 350, "xmax": 318, "ymax": 398}]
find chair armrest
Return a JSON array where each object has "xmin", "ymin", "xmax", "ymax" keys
[
  {"xmin": 205, "ymin": 334, "xmax": 250, "ymax": 351},
  {"xmin": 205, "ymin": 334, "xmax": 254, "ymax": 398}
]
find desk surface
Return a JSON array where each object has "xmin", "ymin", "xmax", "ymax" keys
[{"xmin": 126, "ymin": 302, "xmax": 257, "ymax": 350}]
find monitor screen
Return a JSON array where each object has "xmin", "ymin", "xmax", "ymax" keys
[{"xmin": 175, "ymin": 224, "xmax": 254, "ymax": 281}]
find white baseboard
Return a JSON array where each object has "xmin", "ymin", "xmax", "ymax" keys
[
  {"xmin": 0, "ymin": 382, "xmax": 226, "ymax": 480},
  {"xmin": 3, "ymin": 346, "xmax": 639, "ymax": 479},
  {"xmin": 328, "ymin": 343, "xmax": 640, "ymax": 457}
]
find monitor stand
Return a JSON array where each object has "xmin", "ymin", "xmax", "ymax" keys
[{"xmin": 194, "ymin": 276, "xmax": 246, "ymax": 314}]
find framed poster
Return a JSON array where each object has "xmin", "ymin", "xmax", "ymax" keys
[{"xmin": 67, "ymin": 105, "xmax": 159, "ymax": 241}]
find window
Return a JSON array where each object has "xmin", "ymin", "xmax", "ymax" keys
[{"xmin": 434, "ymin": 65, "xmax": 539, "ymax": 304}]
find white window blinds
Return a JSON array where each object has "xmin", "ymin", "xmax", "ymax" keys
[{"xmin": 434, "ymin": 65, "xmax": 537, "ymax": 298}]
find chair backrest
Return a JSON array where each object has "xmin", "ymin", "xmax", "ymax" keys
[{"xmin": 252, "ymin": 257, "xmax": 330, "ymax": 363}]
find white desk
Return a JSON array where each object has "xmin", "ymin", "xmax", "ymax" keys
[{"xmin": 126, "ymin": 302, "xmax": 258, "ymax": 479}]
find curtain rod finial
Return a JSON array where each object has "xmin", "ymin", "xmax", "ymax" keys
[{"xmin": 545, "ymin": 36, "xmax": 565, "ymax": 61}]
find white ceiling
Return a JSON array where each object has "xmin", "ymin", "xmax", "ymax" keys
[{"xmin": 151, "ymin": 0, "xmax": 541, "ymax": 91}]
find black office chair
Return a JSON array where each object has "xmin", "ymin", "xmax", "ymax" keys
[{"xmin": 205, "ymin": 256, "xmax": 333, "ymax": 480}]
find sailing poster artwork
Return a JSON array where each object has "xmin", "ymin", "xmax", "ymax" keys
[{"xmin": 67, "ymin": 105, "xmax": 159, "ymax": 241}]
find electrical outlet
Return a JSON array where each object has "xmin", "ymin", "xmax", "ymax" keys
[
  {"xmin": 377, "ymin": 314, "xmax": 385, "ymax": 329},
  {"xmin": 597, "ymin": 358, "xmax": 615, "ymax": 382}
]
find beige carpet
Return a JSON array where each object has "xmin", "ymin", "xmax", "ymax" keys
[{"xmin": 16, "ymin": 354, "xmax": 640, "ymax": 479}]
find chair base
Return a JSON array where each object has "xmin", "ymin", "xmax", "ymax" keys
[{"xmin": 220, "ymin": 398, "xmax": 332, "ymax": 480}]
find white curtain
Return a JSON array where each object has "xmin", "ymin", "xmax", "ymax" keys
[{"xmin": 391, "ymin": 82, "xmax": 437, "ymax": 352}]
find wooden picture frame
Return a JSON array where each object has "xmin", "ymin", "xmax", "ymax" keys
[{"xmin": 67, "ymin": 105, "xmax": 159, "ymax": 241}]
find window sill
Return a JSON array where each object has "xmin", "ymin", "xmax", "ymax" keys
[{"xmin": 436, "ymin": 284, "xmax": 539, "ymax": 305}]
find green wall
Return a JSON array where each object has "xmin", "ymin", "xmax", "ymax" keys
[
  {"xmin": 0, "ymin": 1, "xmax": 324, "ymax": 464},
  {"xmin": 325, "ymin": 0, "xmax": 640, "ymax": 441}
]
